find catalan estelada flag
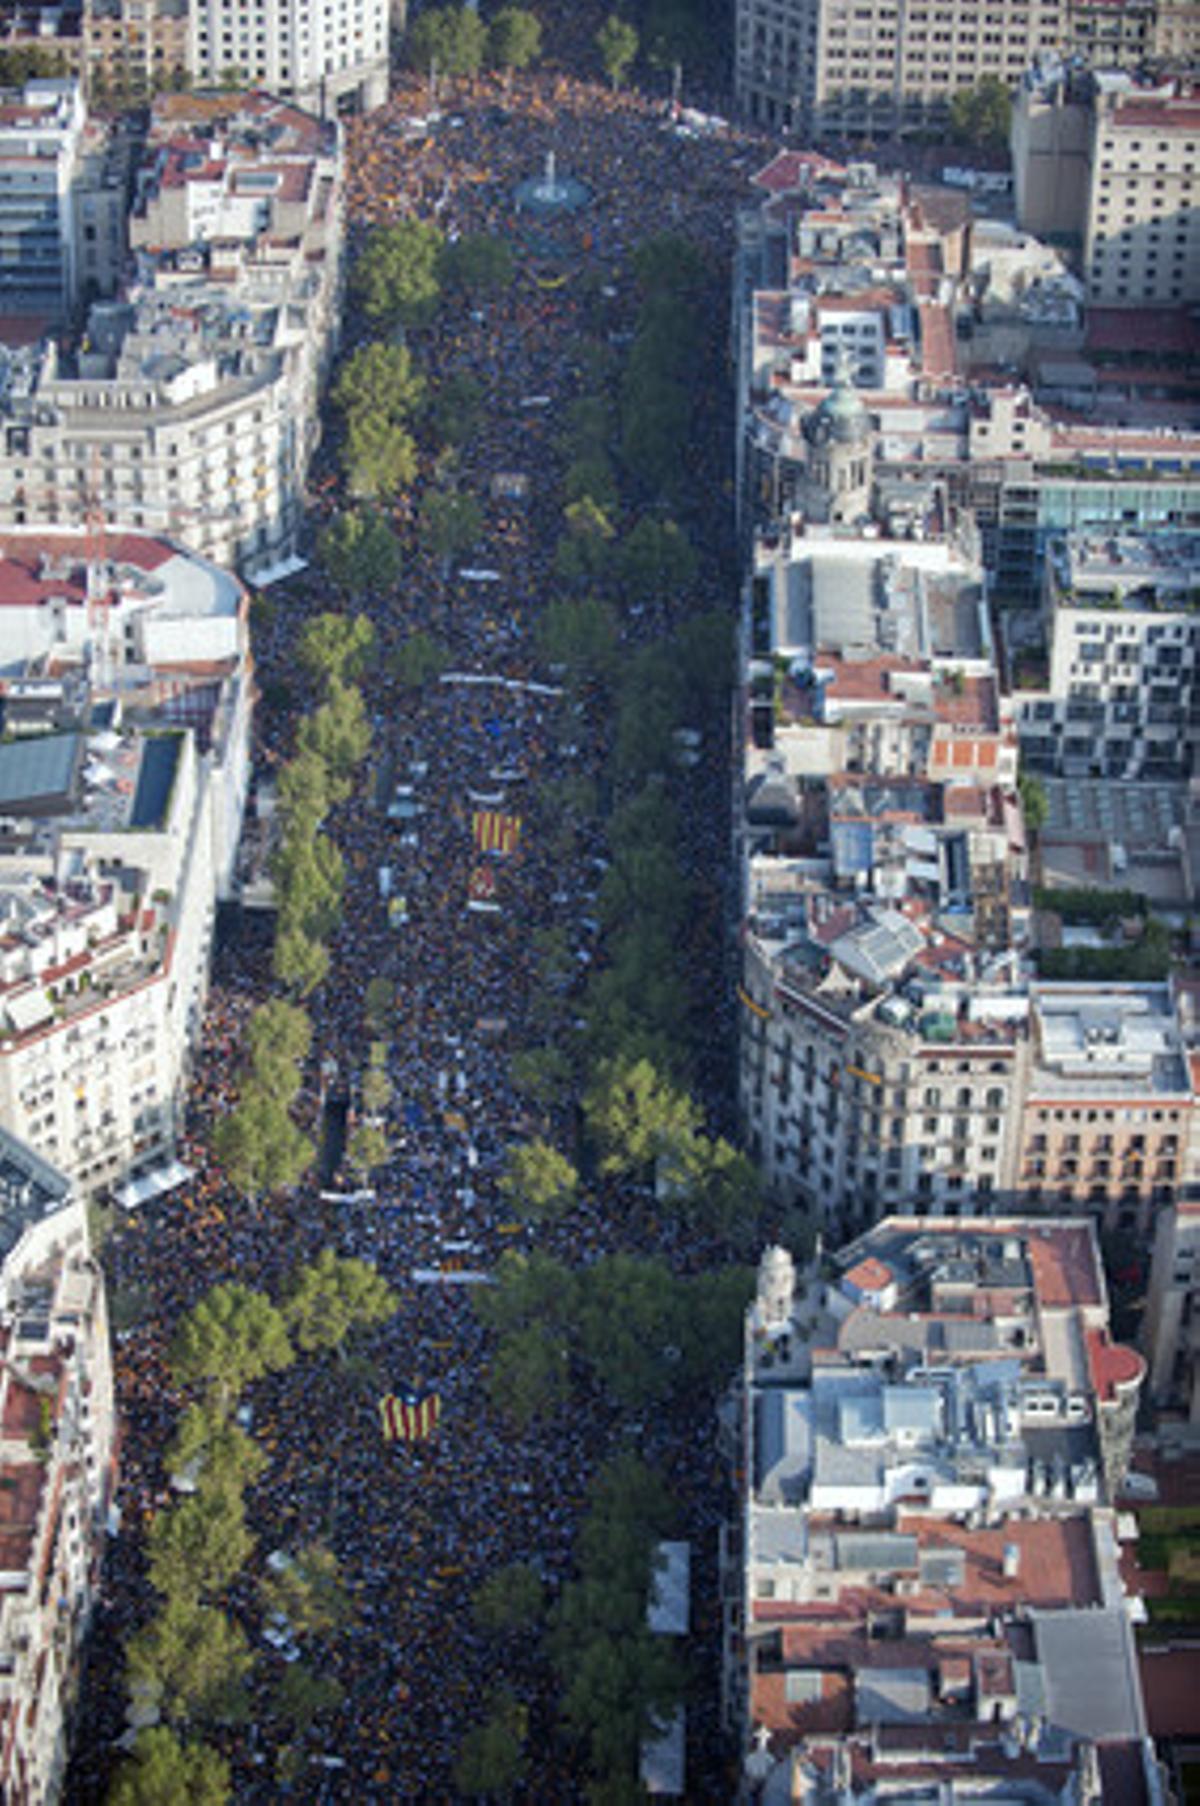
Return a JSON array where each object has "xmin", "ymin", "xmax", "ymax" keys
[
  {"xmin": 380, "ymin": 1392, "xmax": 442, "ymax": 1442},
  {"xmin": 472, "ymin": 811, "xmax": 521, "ymax": 856}
]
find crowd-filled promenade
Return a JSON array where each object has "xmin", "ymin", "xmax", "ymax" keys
[{"xmin": 68, "ymin": 64, "xmax": 770, "ymax": 1803}]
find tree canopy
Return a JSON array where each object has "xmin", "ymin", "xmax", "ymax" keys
[
  {"xmin": 285, "ymin": 1249, "xmax": 397, "ymax": 1356},
  {"xmin": 333, "ymin": 341, "xmax": 425, "ymax": 425},
  {"xmin": 488, "ymin": 7, "xmax": 543, "ymax": 71},
  {"xmin": 106, "ymin": 1727, "xmax": 230, "ymax": 1806},
  {"xmin": 352, "ymin": 219, "xmax": 444, "ymax": 325},
  {"xmin": 596, "ymin": 14, "xmax": 638, "ymax": 89},
  {"xmin": 407, "ymin": 5, "xmax": 489, "ymax": 76},
  {"xmin": 319, "ymin": 509, "xmax": 403, "ymax": 597},
  {"xmin": 170, "ymin": 1283, "xmax": 293, "ymax": 1407},
  {"xmin": 125, "ymin": 1599, "xmax": 252, "ymax": 1726},
  {"xmin": 499, "ymin": 1137, "xmax": 579, "ymax": 1222}
]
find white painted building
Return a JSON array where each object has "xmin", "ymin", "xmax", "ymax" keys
[
  {"xmin": 0, "ymin": 78, "xmax": 87, "ymax": 315},
  {"xmin": 188, "ymin": 0, "xmax": 390, "ymax": 116},
  {"xmin": 0, "ymin": 526, "xmax": 251, "ymax": 1195},
  {"xmin": 0, "ymin": 1131, "xmax": 114, "ymax": 1804}
]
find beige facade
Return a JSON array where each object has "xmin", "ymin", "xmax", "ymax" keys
[
  {"xmin": 1013, "ymin": 69, "xmax": 1200, "ymax": 303},
  {"xmin": 1084, "ymin": 81, "xmax": 1200, "ymax": 304},
  {"xmin": 83, "ymin": 0, "xmax": 188, "ymax": 102},
  {"xmin": 735, "ymin": 0, "xmax": 1066, "ymax": 135},
  {"xmin": 1015, "ymin": 984, "xmax": 1196, "ymax": 1236}
]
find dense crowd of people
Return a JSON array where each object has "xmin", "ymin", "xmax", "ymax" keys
[{"xmin": 69, "ymin": 66, "xmax": 770, "ymax": 1803}]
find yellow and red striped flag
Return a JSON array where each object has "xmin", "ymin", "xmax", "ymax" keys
[
  {"xmin": 472, "ymin": 811, "xmax": 522, "ymax": 856},
  {"xmin": 379, "ymin": 1392, "xmax": 442, "ymax": 1442}
]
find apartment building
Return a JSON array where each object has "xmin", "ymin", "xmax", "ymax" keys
[
  {"xmin": 1013, "ymin": 65, "xmax": 1200, "ymax": 305},
  {"xmin": 735, "ymin": 0, "xmax": 1066, "ymax": 137},
  {"xmin": 188, "ymin": 0, "xmax": 390, "ymax": 116},
  {"xmin": 0, "ymin": 524, "xmax": 251, "ymax": 1195},
  {"xmin": 83, "ymin": 0, "xmax": 188, "ymax": 100},
  {"xmin": 0, "ymin": 1129, "xmax": 114, "ymax": 1804},
  {"xmin": 0, "ymin": 92, "xmax": 342, "ymax": 578},
  {"xmin": 1016, "ymin": 984, "xmax": 1197, "ymax": 1235},
  {"xmin": 1015, "ymin": 531, "xmax": 1200, "ymax": 780},
  {"xmin": 0, "ymin": 77, "xmax": 86, "ymax": 315},
  {"xmin": 1143, "ymin": 1195, "xmax": 1200, "ymax": 1417},
  {"xmin": 724, "ymin": 1221, "xmax": 1154, "ymax": 1801}
]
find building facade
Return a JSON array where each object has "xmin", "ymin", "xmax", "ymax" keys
[
  {"xmin": 0, "ymin": 77, "xmax": 86, "ymax": 316},
  {"xmin": 0, "ymin": 525, "xmax": 252, "ymax": 1196},
  {"xmin": 735, "ymin": 0, "xmax": 1067, "ymax": 137},
  {"xmin": 0, "ymin": 1130, "xmax": 114, "ymax": 1804},
  {"xmin": 0, "ymin": 92, "xmax": 343, "ymax": 579},
  {"xmin": 187, "ymin": 0, "xmax": 389, "ymax": 116}
]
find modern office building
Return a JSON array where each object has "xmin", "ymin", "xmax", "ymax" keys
[
  {"xmin": 0, "ymin": 1128, "xmax": 114, "ymax": 1804},
  {"xmin": 187, "ymin": 0, "xmax": 389, "ymax": 116},
  {"xmin": 723, "ymin": 1221, "xmax": 1156, "ymax": 1801},
  {"xmin": 0, "ymin": 77, "xmax": 86, "ymax": 315},
  {"xmin": 1014, "ymin": 530, "xmax": 1200, "ymax": 780}
]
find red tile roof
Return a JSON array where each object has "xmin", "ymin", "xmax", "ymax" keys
[{"xmin": 1086, "ymin": 1328, "xmax": 1145, "ymax": 1402}]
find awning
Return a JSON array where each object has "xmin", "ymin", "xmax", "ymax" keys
[
  {"xmin": 114, "ymin": 1158, "xmax": 193, "ymax": 1211},
  {"xmin": 249, "ymin": 553, "xmax": 308, "ymax": 588}
]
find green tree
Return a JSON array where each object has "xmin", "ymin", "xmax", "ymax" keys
[
  {"xmin": 454, "ymin": 1687, "xmax": 528, "ymax": 1797},
  {"xmin": 360, "ymin": 1065, "xmax": 392, "ymax": 1116},
  {"xmin": 632, "ymin": 232, "xmax": 708, "ymax": 297},
  {"xmin": 285, "ymin": 1249, "xmax": 396, "ymax": 1358},
  {"xmin": 407, "ymin": 4, "xmax": 489, "ymax": 75},
  {"xmin": 389, "ymin": 628, "xmax": 451, "ymax": 688},
  {"xmin": 580, "ymin": 1451, "xmax": 677, "ymax": 1579},
  {"xmin": 297, "ymin": 678, "xmax": 371, "ymax": 780},
  {"xmin": 333, "ymin": 341, "xmax": 425, "ymax": 424},
  {"xmin": 429, "ymin": 370, "xmax": 484, "ymax": 448},
  {"xmin": 146, "ymin": 1490, "xmax": 253, "ymax": 1604},
  {"xmin": 170, "ymin": 1283, "xmax": 293, "ymax": 1409},
  {"xmin": 318, "ymin": 509, "xmax": 402, "ymax": 597},
  {"xmin": 608, "ymin": 780, "xmax": 678, "ymax": 858},
  {"xmin": 275, "ymin": 749, "xmax": 336, "ymax": 838},
  {"xmin": 676, "ymin": 1266, "xmax": 756, "ymax": 1390},
  {"xmin": 352, "ymin": 219, "xmax": 444, "ymax": 324},
  {"xmin": 675, "ymin": 608, "xmax": 732, "ymax": 705},
  {"xmin": 272, "ymin": 1661, "xmax": 345, "ymax": 1728},
  {"xmin": 682, "ymin": 1135, "xmax": 762, "ymax": 1242},
  {"xmin": 347, "ymin": 1121, "xmax": 391, "ymax": 1174},
  {"xmin": 125, "ymin": 1600, "xmax": 252, "ymax": 1726},
  {"xmin": 583, "ymin": 1057, "xmax": 701, "ymax": 1179},
  {"xmin": 618, "ymin": 517, "xmax": 696, "ymax": 601},
  {"xmin": 472, "ymin": 1561, "xmax": 545, "ymax": 1635},
  {"xmin": 164, "ymin": 1404, "xmax": 267, "ymax": 1501},
  {"xmin": 509, "ymin": 1044, "xmax": 574, "ymax": 1114},
  {"xmin": 535, "ymin": 596, "xmax": 619, "ymax": 685},
  {"xmin": 488, "ymin": 1324, "xmax": 570, "ymax": 1427},
  {"xmin": 440, "ymin": 233, "xmax": 516, "ymax": 295},
  {"xmin": 298, "ymin": 612, "xmax": 376, "ymax": 691},
  {"xmin": 106, "ymin": 1727, "xmax": 230, "ymax": 1806},
  {"xmin": 488, "ymin": 6, "xmax": 543, "ymax": 72},
  {"xmin": 948, "ymin": 75, "xmax": 1012, "ymax": 149},
  {"xmin": 596, "ymin": 14, "xmax": 638, "ymax": 89},
  {"xmin": 500, "ymin": 1138, "xmax": 579, "ymax": 1222},
  {"xmin": 272, "ymin": 926, "xmax": 331, "ymax": 999},
  {"xmin": 474, "ymin": 1249, "xmax": 579, "ymax": 1337},
  {"xmin": 598, "ymin": 846, "xmax": 688, "ymax": 942},
  {"xmin": 560, "ymin": 1630, "xmax": 683, "ymax": 1782},
  {"xmin": 419, "ymin": 487, "xmax": 485, "ymax": 561},
  {"xmin": 212, "ymin": 1086, "xmax": 316, "ymax": 1197},
  {"xmin": 274, "ymin": 833, "xmax": 345, "ymax": 942},
  {"xmin": 1019, "ymin": 769, "xmax": 1049, "ymax": 832},
  {"xmin": 577, "ymin": 1256, "xmax": 682, "ymax": 1406},
  {"xmin": 565, "ymin": 452, "xmax": 619, "ymax": 512},
  {"xmin": 343, "ymin": 410, "xmax": 419, "ymax": 500},
  {"xmin": 554, "ymin": 495, "xmax": 616, "ymax": 588},
  {"xmin": 245, "ymin": 999, "xmax": 311, "ymax": 1098},
  {"xmin": 260, "ymin": 1543, "xmax": 352, "ymax": 1640}
]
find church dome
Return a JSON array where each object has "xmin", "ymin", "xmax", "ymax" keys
[{"xmin": 805, "ymin": 349, "xmax": 870, "ymax": 448}]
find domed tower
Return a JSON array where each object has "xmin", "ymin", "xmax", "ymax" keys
[{"xmin": 800, "ymin": 345, "xmax": 874, "ymax": 525}]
